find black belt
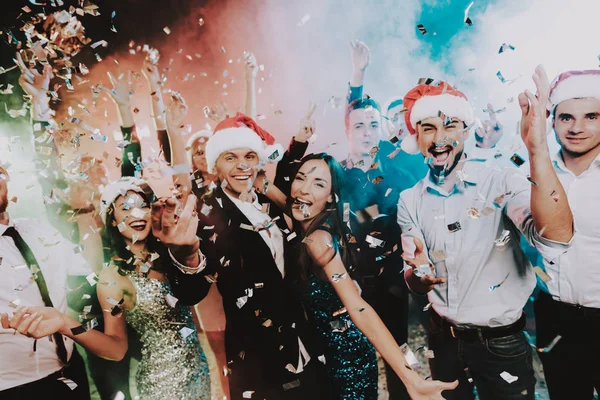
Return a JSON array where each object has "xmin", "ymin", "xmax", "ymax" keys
[
  {"xmin": 538, "ymin": 291, "xmax": 600, "ymax": 319},
  {"xmin": 431, "ymin": 309, "xmax": 526, "ymax": 342}
]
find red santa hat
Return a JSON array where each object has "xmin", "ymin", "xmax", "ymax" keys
[
  {"xmin": 205, "ymin": 112, "xmax": 283, "ymax": 173},
  {"xmin": 549, "ymin": 69, "xmax": 600, "ymax": 112},
  {"xmin": 186, "ymin": 129, "xmax": 212, "ymax": 164},
  {"xmin": 401, "ymin": 81, "xmax": 474, "ymax": 154}
]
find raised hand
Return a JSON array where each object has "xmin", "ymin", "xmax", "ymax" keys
[
  {"xmin": 475, "ymin": 103, "xmax": 504, "ymax": 149},
  {"xmin": 244, "ymin": 51, "xmax": 259, "ymax": 80},
  {"xmin": 350, "ymin": 40, "xmax": 370, "ymax": 72},
  {"xmin": 296, "ymin": 102, "xmax": 317, "ymax": 143},
  {"xmin": 165, "ymin": 91, "xmax": 188, "ymax": 130},
  {"xmin": 151, "ymin": 194, "xmax": 200, "ymax": 261},
  {"xmin": 402, "ymin": 237, "xmax": 445, "ymax": 291},
  {"xmin": 102, "ymin": 69, "xmax": 134, "ymax": 107},
  {"xmin": 16, "ymin": 52, "xmax": 52, "ymax": 101},
  {"xmin": 519, "ymin": 65, "xmax": 551, "ymax": 154},
  {"xmin": 141, "ymin": 58, "xmax": 162, "ymax": 90},
  {"xmin": 1, "ymin": 306, "xmax": 67, "ymax": 339}
]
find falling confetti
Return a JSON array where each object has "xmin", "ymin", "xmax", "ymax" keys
[
  {"xmin": 464, "ymin": 1, "xmax": 474, "ymax": 25},
  {"xmin": 417, "ymin": 24, "xmax": 427, "ymax": 35}
]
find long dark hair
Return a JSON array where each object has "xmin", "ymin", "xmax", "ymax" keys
[
  {"xmin": 101, "ymin": 191, "xmax": 162, "ymax": 274},
  {"xmin": 288, "ymin": 153, "xmax": 359, "ymax": 280}
]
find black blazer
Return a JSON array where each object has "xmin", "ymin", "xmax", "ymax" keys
[{"xmin": 168, "ymin": 186, "xmax": 325, "ymax": 389}]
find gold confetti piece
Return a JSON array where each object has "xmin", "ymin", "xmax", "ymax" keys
[
  {"xmin": 262, "ymin": 319, "xmax": 273, "ymax": 327},
  {"xmin": 533, "ymin": 266, "xmax": 551, "ymax": 282},
  {"xmin": 9, "ymin": 299, "xmax": 21, "ymax": 308},
  {"xmin": 163, "ymin": 26, "xmax": 171, "ymax": 35},
  {"xmin": 242, "ymin": 391, "xmax": 255, "ymax": 399},
  {"xmin": 287, "ymin": 232, "xmax": 297, "ymax": 242},
  {"xmin": 467, "ymin": 207, "xmax": 480, "ymax": 219},
  {"xmin": 333, "ymin": 307, "xmax": 347, "ymax": 317}
]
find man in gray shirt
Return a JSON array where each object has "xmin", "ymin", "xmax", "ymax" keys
[{"xmin": 397, "ymin": 67, "xmax": 574, "ymax": 400}]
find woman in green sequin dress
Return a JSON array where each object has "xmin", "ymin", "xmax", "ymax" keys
[{"xmin": 260, "ymin": 153, "xmax": 459, "ymax": 400}]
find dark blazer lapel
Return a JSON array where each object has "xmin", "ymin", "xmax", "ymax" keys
[{"xmin": 215, "ymin": 186, "xmax": 285, "ymax": 280}]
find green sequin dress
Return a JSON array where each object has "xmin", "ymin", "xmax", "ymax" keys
[{"xmin": 124, "ymin": 271, "xmax": 211, "ymax": 400}]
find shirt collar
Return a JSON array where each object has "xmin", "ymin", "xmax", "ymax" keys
[
  {"xmin": 224, "ymin": 190, "xmax": 263, "ymax": 212},
  {"xmin": 0, "ymin": 217, "xmax": 14, "ymax": 235},
  {"xmin": 552, "ymin": 149, "xmax": 600, "ymax": 173}
]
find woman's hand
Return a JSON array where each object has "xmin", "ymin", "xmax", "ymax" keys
[
  {"xmin": 295, "ymin": 103, "xmax": 317, "ymax": 143},
  {"xmin": 1, "ymin": 306, "xmax": 68, "ymax": 338},
  {"xmin": 102, "ymin": 69, "xmax": 134, "ymax": 107},
  {"xmin": 404, "ymin": 369, "xmax": 458, "ymax": 400}
]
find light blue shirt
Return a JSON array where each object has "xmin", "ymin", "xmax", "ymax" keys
[{"xmin": 397, "ymin": 160, "xmax": 571, "ymax": 327}]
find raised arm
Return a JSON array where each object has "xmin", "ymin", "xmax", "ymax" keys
[
  {"xmin": 164, "ymin": 91, "xmax": 193, "ymax": 198},
  {"xmin": 518, "ymin": 65, "xmax": 573, "ymax": 243},
  {"xmin": 305, "ymin": 230, "xmax": 456, "ymax": 399},
  {"xmin": 347, "ymin": 40, "xmax": 370, "ymax": 104},
  {"xmin": 273, "ymin": 104, "xmax": 316, "ymax": 194},
  {"xmin": 101, "ymin": 69, "xmax": 141, "ymax": 178},
  {"xmin": 142, "ymin": 58, "xmax": 171, "ymax": 163},
  {"xmin": 244, "ymin": 52, "xmax": 258, "ymax": 118}
]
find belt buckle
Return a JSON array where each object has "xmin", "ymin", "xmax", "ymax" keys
[{"xmin": 450, "ymin": 326, "xmax": 456, "ymax": 338}]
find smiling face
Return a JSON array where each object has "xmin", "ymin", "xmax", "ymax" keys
[
  {"xmin": 214, "ymin": 148, "xmax": 260, "ymax": 196},
  {"xmin": 191, "ymin": 137, "xmax": 209, "ymax": 173},
  {"xmin": 111, "ymin": 191, "xmax": 151, "ymax": 243},
  {"xmin": 346, "ymin": 108, "xmax": 383, "ymax": 157},
  {"xmin": 416, "ymin": 116, "xmax": 468, "ymax": 178},
  {"xmin": 554, "ymin": 97, "xmax": 600, "ymax": 158},
  {"xmin": 290, "ymin": 159, "xmax": 333, "ymax": 227}
]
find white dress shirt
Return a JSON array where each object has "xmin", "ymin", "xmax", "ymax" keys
[
  {"xmin": 225, "ymin": 192, "xmax": 286, "ymax": 277},
  {"xmin": 397, "ymin": 160, "xmax": 571, "ymax": 327},
  {"xmin": 0, "ymin": 218, "xmax": 91, "ymax": 391},
  {"xmin": 541, "ymin": 151, "xmax": 600, "ymax": 308}
]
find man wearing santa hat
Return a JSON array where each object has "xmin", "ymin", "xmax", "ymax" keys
[
  {"xmin": 397, "ymin": 67, "xmax": 574, "ymax": 399},
  {"xmin": 533, "ymin": 70, "xmax": 600, "ymax": 400},
  {"xmin": 166, "ymin": 113, "xmax": 332, "ymax": 399}
]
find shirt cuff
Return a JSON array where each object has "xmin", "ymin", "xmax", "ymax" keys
[
  {"xmin": 168, "ymin": 248, "xmax": 207, "ymax": 275},
  {"xmin": 531, "ymin": 229, "xmax": 573, "ymax": 264}
]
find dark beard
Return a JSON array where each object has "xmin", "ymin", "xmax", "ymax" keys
[{"xmin": 428, "ymin": 149, "xmax": 464, "ymax": 179}]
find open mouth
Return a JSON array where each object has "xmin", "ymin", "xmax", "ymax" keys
[
  {"xmin": 292, "ymin": 197, "xmax": 312, "ymax": 218},
  {"xmin": 232, "ymin": 175, "xmax": 251, "ymax": 181},
  {"xmin": 129, "ymin": 220, "xmax": 148, "ymax": 231},
  {"xmin": 429, "ymin": 146, "xmax": 453, "ymax": 164}
]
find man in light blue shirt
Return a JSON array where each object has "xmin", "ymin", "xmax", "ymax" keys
[{"xmin": 397, "ymin": 68, "xmax": 574, "ymax": 400}]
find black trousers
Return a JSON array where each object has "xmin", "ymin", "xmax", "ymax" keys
[
  {"xmin": 428, "ymin": 310, "xmax": 536, "ymax": 400},
  {"xmin": 1, "ymin": 348, "xmax": 90, "ymax": 400},
  {"xmin": 368, "ymin": 283, "xmax": 410, "ymax": 400},
  {"xmin": 535, "ymin": 291, "xmax": 600, "ymax": 400},
  {"xmin": 228, "ymin": 355, "xmax": 332, "ymax": 400}
]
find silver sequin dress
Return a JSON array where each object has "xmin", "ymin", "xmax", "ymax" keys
[{"xmin": 124, "ymin": 271, "xmax": 211, "ymax": 400}]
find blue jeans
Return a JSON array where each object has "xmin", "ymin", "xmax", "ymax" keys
[{"xmin": 428, "ymin": 312, "xmax": 536, "ymax": 400}]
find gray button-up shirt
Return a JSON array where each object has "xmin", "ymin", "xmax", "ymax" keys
[{"xmin": 397, "ymin": 160, "xmax": 571, "ymax": 327}]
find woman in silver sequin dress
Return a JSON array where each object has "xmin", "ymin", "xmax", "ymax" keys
[{"xmin": 8, "ymin": 178, "xmax": 212, "ymax": 400}]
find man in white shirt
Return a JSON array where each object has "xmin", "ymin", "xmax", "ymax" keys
[
  {"xmin": 0, "ymin": 163, "xmax": 92, "ymax": 399},
  {"xmin": 396, "ymin": 67, "xmax": 574, "ymax": 400},
  {"xmin": 533, "ymin": 69, "xmax": 600, "ymax": 400}
]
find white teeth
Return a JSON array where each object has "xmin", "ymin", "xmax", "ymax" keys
[
  {"xmin": 233, "ymin": 175, "xmax": 250, "ymax": 180},
  {"xmin": 295, "ymin": 198, "xmax": 311, "ymax": 204}
]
